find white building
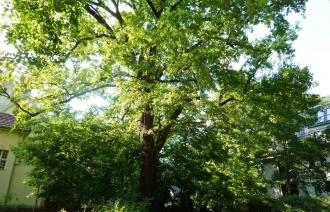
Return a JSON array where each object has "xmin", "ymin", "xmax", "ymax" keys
[{"xmin": 265, "ymin": 101, "xmax": 330, "ymax": 198}]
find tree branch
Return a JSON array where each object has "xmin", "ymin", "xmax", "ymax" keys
[
  {"xmin": 126, "ymin": 1, "xmax": 138, "ymax": 11},
  {"xmin": 146, "ymin": 0, "xmax": 158, "ymax": 17},
  {"xmin": 146, "ymin": 0, "xmax": 163, "ymax": 18},
  {"xmin": 155, "ymin": 106, "xmax": 183, "ymax": 153},
  {"xmin": 124, "ymin": 72, "xmax": 197, "ymax": 84},
  {"xmin": 219, "ymin": 97, "xmax": 235, "ymax": 106},
  {"xmin": 89, "ymin": 0, "xmax": 124, "ymax": 26},
  {"xmin": 170, "ymin": 0, "xmax": 182, "ymax": 12},
  {"xmin": 155, "ymin": 78, "xmax": 197, "ymax": 84},
  {"xmin": 85, "ymin": 4, "xmax": 116, "ymax": 34},
  {"xmin": 58, "ymin": 84, "xmax": 116, "ymax": 104},
  {"xmin": 243, "ymin": 73, "xmax": 254, "ymax": 94},
  {"xmin": 111, "ymin": 0, "xmax": 124, "ymax": 25},
  {"xmin": 184, "ymin": 39, "xmax": 204, "ymax": 53},
  {"xmin": 66, "ymin": 33, "xmax": 112, "ymax": 59},
  {"xmin": 0, "ymin": 86, "xmax": 41, "ymax": 117},
  {"xmin": 0, "ymin": 83, "xmax": 116, "ymax": 117}
]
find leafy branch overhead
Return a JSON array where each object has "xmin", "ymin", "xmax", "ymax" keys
[{"xmin": 1, "ymin": 0, "xmax": 309, "ymax": 117}]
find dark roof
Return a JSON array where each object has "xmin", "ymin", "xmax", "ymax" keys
[{"xmin": 0, "ymin": 113, "xmax": 16, "ymax": 128}]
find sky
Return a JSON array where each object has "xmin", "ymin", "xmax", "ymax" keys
[{"xmin": 293, "ymin": 0, "xmax": 330, "ymax": 97}]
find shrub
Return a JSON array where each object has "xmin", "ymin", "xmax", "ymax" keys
[
  {"xmin": 272, "ymin": 195, "xmax": 330, "ymax": 212},
  {"xmin": 92, "ymin": 199, "xmax": 147, "ymax": 212}
]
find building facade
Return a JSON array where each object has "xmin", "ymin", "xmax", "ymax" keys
[
  {"xmin": 265, "ymin": 101, "xmax": 330, "ymax": 198},
  {"xmin": 0, "ymin": 87, "xmax": 38, "ymax": 206}
]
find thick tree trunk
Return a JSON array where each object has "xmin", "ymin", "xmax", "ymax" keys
[
  {"xmin": 139, "ymin": 147, "xmax": 157, "ymax": 200},
  {"xmin": 138, "ymin": 104, "xmax": 182, "ymax": 210},
  {"xmin": 139, "ymin": 105, "xmax": 158, "ymax": 209}
]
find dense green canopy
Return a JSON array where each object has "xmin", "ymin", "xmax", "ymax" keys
[{"xmin": 0, "ymin": 0, "xmax": 325, "ymax": 211}]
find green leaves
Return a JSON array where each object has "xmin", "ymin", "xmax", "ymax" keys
[
  {"xmin": 1, "ymin": 0, "xmax": 323, "ymax": 210},
  {"xmin": 14, "ymin": 112, "xmax": 140, "ymax": 207}
]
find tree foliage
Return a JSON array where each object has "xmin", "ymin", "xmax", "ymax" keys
[
  {"xmin": 14, "ymin": 111, "xmax": 140, "ymax": 208},
  {"xmin": 0, "ymin": 0, "xmax": 323, "ymax": 210},
  {"xmin": 268, "ymin": 127, "xmax": 330, "ymax": 196}
]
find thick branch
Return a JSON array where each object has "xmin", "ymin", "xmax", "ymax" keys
[
  {"xmin": 155, "ymin": 106, "xmax": 183, "ymax": 153},
  {"xmin": 89, "ymin": 0, "xmax": 124, "ymax": 26},
  {"xmin": 146, "ymin": 0, "xmax": 163, "ymax": 18},
  {"xmin": 111, "ymin": 0, "xmax": 124, "ymax": 25},
  {"xmin": 85, "ymin": 4, "xmax": 115, "ymax": 34},
  {"xmin": 146, "ymin": 0, "xmax": 158, "ymax": 17},
  {"xmin": 219, "ymin": 97, "xmax": 235, "ymax": 106}
]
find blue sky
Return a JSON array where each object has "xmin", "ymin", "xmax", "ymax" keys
[{"xmin": 293, "ymin": 0, "xmax": 330, "ymax": 97}]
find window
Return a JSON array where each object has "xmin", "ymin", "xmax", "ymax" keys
[
  {"xmin": 0, "ymin": 149, "xmax": 9, "ymax": 170},
  {"xmin": 327, "ymin": 109, "xmax": 330, "ymax": 121},
  {"xmin": 326, "ymin": 181, "xmax": 330, "ymax": 193},
  {"xmin": 317, "ymin": 111, "xmax": 325, "ymax": 123},
  {"xmin": 314, "ymin": 182, "xmax": 324, "ymax": 194}
]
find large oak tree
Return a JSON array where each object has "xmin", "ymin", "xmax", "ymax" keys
[{"xmin": 0, "ymin": 0, "xmax": 319, "ymax": 209}]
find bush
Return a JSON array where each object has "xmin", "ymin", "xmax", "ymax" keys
[
  {"xmin": 92, "ymin": 199, "xmax": 147, "ymax": 212},
  {"xmin": 0, "ymin": 195, "xmax": 23, "ymax": 212},
  {"xmin": 272, "ymin": 195, "xmax": 330, "ymax": 212},
  {"xmin": 0, "ymin": 207, "xmax": 18, "ymax": 212}
]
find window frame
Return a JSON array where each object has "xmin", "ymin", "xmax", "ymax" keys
[
  {"xmin": 317, "ymin": 111, "xmax": 325, "ymax": 123},
  {"xmin": 0, "ymin": 149, "xmax": 9, "ymax": 170}
]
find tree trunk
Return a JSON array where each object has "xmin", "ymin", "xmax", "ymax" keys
[
  {"xmin": 139, "ymin": 147, "xmax": 157, "ymax": 200},
  {"xmin": 138, "ymin": 104, "xmax": 182, "ymax": 210},
  {"xmin": 139, "ymin": 105, "xmax": 158, "ymax": 209}
]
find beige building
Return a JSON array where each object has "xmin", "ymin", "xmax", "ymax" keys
[{"xmin": 0, "ymin": 87, "xmax": 38, "ymax": 207}]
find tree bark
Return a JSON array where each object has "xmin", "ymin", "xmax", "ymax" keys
[
  {"xmin": 139, "ymin": 104, "xmax": 158, "ymax": 209},
  {"xmin": 138, "ymin": 104, "xmax": 183, "ymax": 210},
  {"xmin": 139, "ymin": 148, "xmax": 157, "ymax": 200}
]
